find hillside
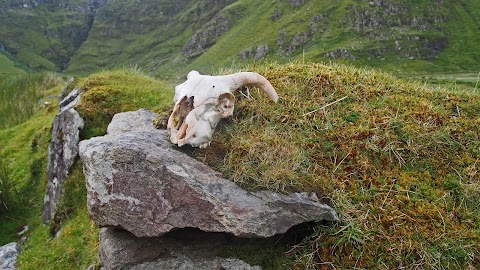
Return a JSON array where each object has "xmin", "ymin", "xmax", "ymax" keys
[
  {"xmin": 0, "ymin": 0, "xmax": 108, "ymax": 71},
  {"xmin": 1, "ymin": 0, "xmax": 479, "ymax": 77},
  {"xmin": 66, "ymin": 0, "xmax": 480, "ymax": 76},
  {"xmin": 1, "ymin": 63, "xmax": 478, "ymax": 269},
  {"xmin": 0, "ymin": 50, "xmax": 28, "ymax": 80}
]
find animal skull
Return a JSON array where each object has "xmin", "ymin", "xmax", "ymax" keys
[{"xmin": 167, "ymin": 70, "xmax": 278, "ymax": 148}]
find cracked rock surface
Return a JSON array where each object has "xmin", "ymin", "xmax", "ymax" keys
[
  {"xmin": 79, "ymin": 109, "xmax": 338, "ymax": 238},
  {"xmin": 43, "ymin": 87, "xmax": 84, "ymax": 223}
]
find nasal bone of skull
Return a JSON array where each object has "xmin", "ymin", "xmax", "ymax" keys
[
  {"xmin": 176, "ymin": 93, "xmax": 233, "ymax": 142},
  {"xmin": 178, "ymin": 108, "xmax": 220, "ymax": 147},
  {"xmin": 177, "ymin": 121, "xmax": 188, "ymax": 140}
]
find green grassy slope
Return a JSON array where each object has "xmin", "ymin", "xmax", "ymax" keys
[
  {"xmin": 1, "ymin": 0, "xmax": 478, "ymax": 77},
  {"xmin": 65, "ymin": 0, "xmax": 236, "ymax": 78},
  {"xmin": 187, "ymin": 0, "xmax": 480, "ymax": 74},
  {"xmin": 0, "ymin": 0, "xmax": 103, "ymax": 71},
  {"xmin": 17, "ymin": 71, "xmax": 171, "ymax": 269},
  {"xmin": 0, "ymin": 50, "xmax": 28, "ymax": 80},
  {"xmin": 0, "ymin": 62, "xmax": 477, "ymax": 268},
  {"xmin": 0, "ymin": 90, "xmax": 99, "ymax": 269},
  {"xmin": 0, "ymin": 74, "xmax": 62, "ymax": 245},
  {"xmin": 0, "ymin": 69, "xmax": 173, "ymax": 269},
  {"xmin": 63, "ymin": 0, "xmax": 480, "ymax": 78}
]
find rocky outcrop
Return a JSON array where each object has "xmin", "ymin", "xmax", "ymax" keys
[
  {"xmin": 183, "ymin": 14, "xmax": 231, "ymax": 58},
  {"xmin": 43, "ymin": 87, "xmax": 84, "ymax": 223},
  {"xmin": 239, "ymin": 45, "xmax": 269, "ymax": 61},
  {"xmin": 341, "ymin": 0, "xmax": 448, "ymax": 59},
  {"xmin": 100, "ymin": 228, "xmax": 261, "ymax": 270},
  {"xmin": 0, "ymin": 242, "xmax": 20, "ymax": 270},
  {"xmin": 323, "ymin": 49, "xmax": 356, "ymax": 61},
  {"xmin": 277, "ymin": 31, "xmax": 311, "ymax": 55},
  {"xmin": 289, "ymin": 0, "xmax": 307, "ymax": 8},
  {"xmin": 79, "ymin": 109, "xmax": 338, "ymax": 238}
]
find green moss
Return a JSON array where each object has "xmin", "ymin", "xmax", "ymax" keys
[
  {"xmin": 191, "ymin": 62, "xmax": 480, "ymax": 269},
  {"xmin": 75, "ymin": 68, "xmax": 173, "ymax": 138}
]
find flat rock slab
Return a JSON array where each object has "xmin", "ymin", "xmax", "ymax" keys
[
  {"xmin": 79, "ymin": 109, "xmax": 338, "ymax": 238},
  {"xmin": 43, "ymin": 103, "xmax": 84, "ymax": 223},
  {"xmin": 100, "ymin": 228, "xmax": 261, "ymax": 270}
]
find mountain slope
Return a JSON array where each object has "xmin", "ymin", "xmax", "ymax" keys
[
  {"xmin": 0, "ymin": 49, "xmax": 28, "ymax": 80},
  {"xmin": 65, "ymin": 0, "xmax": 237, "ymax": 77},
  {"xmin": 185, "ymin": 0, "xmax": 480, "ymax": 74},
  {"xmin": 0, "ymin": 0, "xmax": 108, "ymax": 71},
  {"xmin": 1, "ymin": 0, "xmax": 479, "ymax": 76}
]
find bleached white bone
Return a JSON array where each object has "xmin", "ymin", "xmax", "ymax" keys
[{"xmin": 167, "ymin": 71, "xmax": 278, "ymax": 148}]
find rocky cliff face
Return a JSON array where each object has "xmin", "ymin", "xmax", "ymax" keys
[{"xmin": 340, "ymin": 0, "xmax": 449, "ymax": 60}]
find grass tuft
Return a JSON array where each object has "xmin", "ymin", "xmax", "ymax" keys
[
  {"xmin": 0, "ymin": 73, "xmax": 63, "ymax": 129},
  {"xmin": 75, "ymin": 68, "xmax": 173, "ymax": 139}
]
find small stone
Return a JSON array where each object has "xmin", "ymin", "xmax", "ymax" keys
[{"xmin": 0, "ymin": 242, "xmax": 20, "ymax": 270}]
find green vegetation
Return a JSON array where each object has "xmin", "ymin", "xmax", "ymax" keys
[
  {"xmin": 2, "ymin": 0, "xmax": 475, "ymax": 79},
  {"xmin": 65, "ymin": 0, "xmax": 237, "ymax": 78},
  {"xmin": 0, "ymin": 1, "xmax": 478, "ymax": 268},
  {"xmin": 0, "ymin": 72, "xmax": 63, "ymax": 129},
  {"xmin": 190, "ymin": 62, "xmax": 479, "ymax": 269},
  {"xmin": 0, "ymin": 51, "xmax": 28, "ymax": 81},
  {"xmin": 17, "ymin": 163, "xmax": 100, "ymax": 270},
  {"xmin": 74, "ymin": 68, "xmax": 173, "ymax": 138},
  {"xmin": 0, "ymin": 71, "xmax": 98, "ymax": 269},
  {"xmin": 0, "ymin": 0, "xmax": 98, "ymax": 71},
  {"xmin": 0, "ymin": 75, "xmax": 60, "ymax": 245},
  {"xmin": 1, "ymin": 62, "xmax": 479, "ymax": 269},
  {"xmin": 63, "ymin": 0, "xmax": 480, "ymax": 78},
  {"xmin": 1, "ymin": 68, "xmax": 172, "ymax": 269}
]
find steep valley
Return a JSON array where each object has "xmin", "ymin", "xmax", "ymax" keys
[{"xmin": 0, "ymin": 0, "xmax": 478, "ymax": 79}]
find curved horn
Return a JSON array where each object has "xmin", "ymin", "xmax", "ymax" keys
[{"xmin": 225, "ymin": 72, "xmax": 278, "ymax": 102}]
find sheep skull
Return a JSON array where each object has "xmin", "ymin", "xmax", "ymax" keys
[{"xmin": 167, "ymin": 70, "xmax": 278, "ymax": 148}]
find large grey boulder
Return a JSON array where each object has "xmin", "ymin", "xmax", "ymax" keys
[
  {"xmin": 79, "ymin": 109, "xmax": 338, "ymax": 238},
  {"xmin": 0, "ymin": 242, "xmax": 20, "ymax": 270},
  {"xmin": 43, "ymin": 88, "xmax": 84, "ymax": 223},
  {"xmin": 100, "ymin": 228, "xmax": 261, "ymax": 270}
]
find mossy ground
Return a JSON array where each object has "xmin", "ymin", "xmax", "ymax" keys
[
  {"xmin": 1, "ymin": 63, "xmax": 478, "ymax": 269},
  {"xmin": 74, "ymin": 68, "xmax": 174, "ymax": 138},
  {"xmin": 190, "ymin": 62, "xmax": 479, "ymax": 269}
]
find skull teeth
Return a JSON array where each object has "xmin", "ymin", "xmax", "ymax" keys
[{"xmin": 177, "ymin": 122, "xmax": 188, "ymax": 140}]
